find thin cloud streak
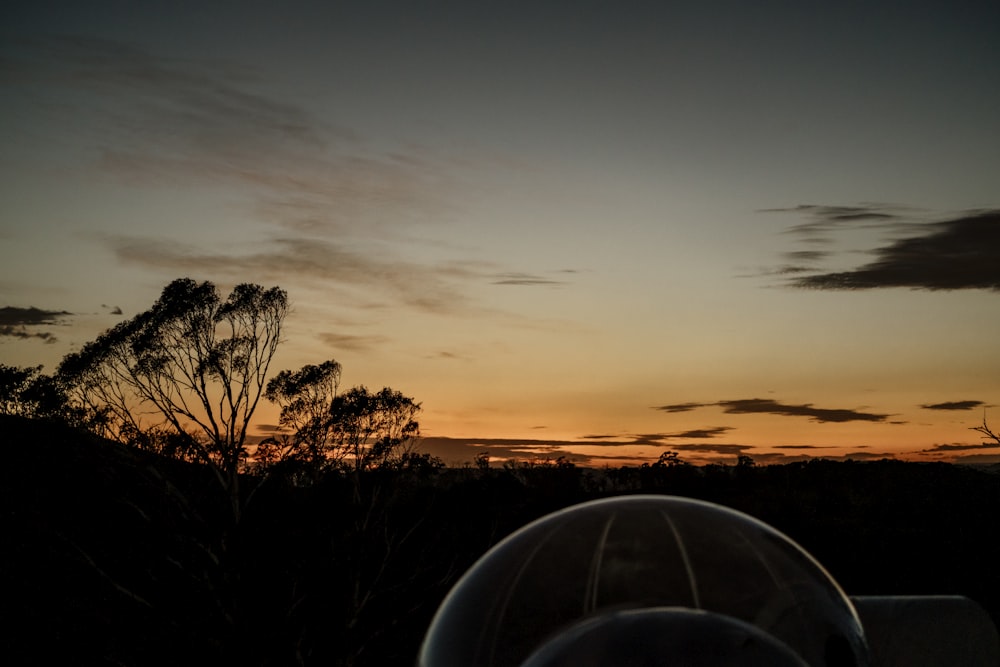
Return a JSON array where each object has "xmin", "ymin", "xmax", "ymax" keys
[
  {"xmin": 103, "ymin": 233, "xmax": 581, "ymax": 324},
  {"xmin": 11, "ymin": 35, "xmax": 577, "ymax": 323},
  {"xmin": 653, "ymin": 398, "xmax": 890, "ymax": 423},
  {"xmin": 316, "ymin": 332, "xmax": 391, "ymax": 353},
  {"xmin": 490, "ymin": 272, "xmax": 566, "ymax": 286},
  {"xmin": 10, "ymin": 34, "xmax": 462, "ymax": 242},
  {"xmin": 922, "ymin": 442, "xmax": 1000, "ymax": 453},
  {"xmin": 581, "ymin": 428, "xmax": 734, "ymax": 444},
  {"xmin": 920, "ymin": 400, "xmax": 985, "ymax": 411},
  {"xmin": 104, "ymin": 234, "xmax": 483, "ymax": 315}
]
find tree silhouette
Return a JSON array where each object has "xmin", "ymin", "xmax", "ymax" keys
[
  {"xmin": 0, "ymin": 364, "xmax": 76, "ymax": 422},
  {"xmin": 57, "ymin": 278, "xmax": 288, "ymax": 520},
  {"xmin": 329, "ymin": 386, "xmax": 421, "ymax": 474},
  {"xmin": 263, "ymin": 363, "xmax": 421, "ymax": 479},
  {"xmin": 971, "ymin": 414, "xmax": 1000, "ymax": 446},
  {"xmin": 0, "ymin": 364, "xmax": 45, "ymax": 416},
  {"xmin": 260, "ymin": 360, "xmax": 343, "ymax": 473}
]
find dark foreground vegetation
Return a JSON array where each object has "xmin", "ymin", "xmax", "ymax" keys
[{"xmin": 4, "ymin": 414, "xmax": 1000, "ymax": 666}]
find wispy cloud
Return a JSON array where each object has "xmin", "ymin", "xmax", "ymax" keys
[
  {"xmin": 490, "ymin": 272, "xmax": 566, "ymax": 286},
  {"xmin": 104, "ymin": 234, "xmax": 484, "ymax": 315},
  {"xmin": 764, "ymin": 204, "xmax": 905, "ymax": 227},
  {"xmin": 0, "ymin": 326, "xmax": 58, "ymax": 344},
  {"xmin": 10, "ymin": 35, "xmax": 574, "ymax": 318},
  {"xmin": 34, "ymin": 32, "xmax": 456, "ymax": 239},
  {"xmin": 921, "ymin": 442, "xmax": 1000, "ymax": 453},
  {"xmin": 317, "ymin": 332, "xmax": 391, "ymax": 352},
  {"xmin": 653, "ymin": 397, "xmax": 890, "ymax": 423}
]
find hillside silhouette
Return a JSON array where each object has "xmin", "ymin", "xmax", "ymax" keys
[{"xmin": 4, "ymin": 414, "xmax": 1000, "ymax": 666}]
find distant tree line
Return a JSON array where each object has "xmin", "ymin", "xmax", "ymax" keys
[{"xmin": 5, "ymin": 411, "xmax": 1000, "ymax": 666}]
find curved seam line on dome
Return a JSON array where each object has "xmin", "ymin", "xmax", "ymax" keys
[
  {"xmin": 585, "ymin": 513, "xmax": 616, "ymax": 614},
  {"xmin": 661, "ymin": 509, "xmax": 701, "ymax": 609},
  {"xmin": 487, "ymin": 523, "xmax": 563, "ymax": 665}
]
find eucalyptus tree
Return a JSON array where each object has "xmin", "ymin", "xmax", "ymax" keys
[
  {"xmin": 57, "ymin": 278, "xmax": 288, "ymax": 519},
  {"xmin": 259, "ymin": 359, "xmax": 343, "ymax": 472},
  {"xmin": 328, "ymin": 385, "xmax": 421, "ymax": 473},
  {"xmin": 0, "ymin": 363, "xmax": 78, "ymax": 422},
  {"xmin": 0, "ymin": 364, "xmax": 44, "ymax": 417},
  {"xmin": 264, "ymin": 361, "xmax": 421, "ymax": 477}
]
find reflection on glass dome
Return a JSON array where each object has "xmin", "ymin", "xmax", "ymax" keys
[
  {"xmin": 418, "ymin": 495, "xmax": 869, "ymax": 667},
  {"xmin": 520, "ymin": 607, "xmax": 809, "ymax": 667}
]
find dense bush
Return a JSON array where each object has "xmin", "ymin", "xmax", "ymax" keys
[{"xmin": 3, "ymin": 414, "xmax": 999, "ymax": 666}]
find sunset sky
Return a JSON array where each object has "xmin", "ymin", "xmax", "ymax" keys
[{"xmin": 3, "ymin": 1, "xmax": 999, "ymax": 467}]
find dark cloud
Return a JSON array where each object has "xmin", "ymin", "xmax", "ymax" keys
[
  {"xmin": 0, "ymin": 325, "xmax": 58, "ymax": 344},
  {"xmin": 784, "ymin": 250, "xmax": 831, "ymax": 262},
  {"xmin": 718, "ymin": 398, "xmax": 889, "ymax": 423},
  {"xmin": 920, "ymin": 400, "xmax": 984, "ymax": 411},
  {"xmin": 653, "ymin": 398, "xmax": 889, "ymax": 423},
  {"xmin": 788, "ymin": 211, "xmax": 1000, "ymax": 291},
  {"xmin": 0, "ymin": 306, "xmax": 71, "ymax": 343},
  {"xmin": 652, "ymin": 402, "xmax": 705, "ymax": 413},
  {"xmin": 670, "ymin": 426, "xmax": 734, "ymax": 439},
  {"xmin": 582, "ymin": 428, "xmax": 732, "ymax": 445},
  {"xmin": 0, "ymin": 306, "xmax": 71, "ymax": 326}
]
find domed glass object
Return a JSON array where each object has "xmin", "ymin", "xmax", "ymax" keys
[
  {"xmin": 520, "ymin": 606, "xmax": 810, "ymax": 667},
  {"xmin": 418, "ymin": 495, "xmax": 869, "ymax": 667}
]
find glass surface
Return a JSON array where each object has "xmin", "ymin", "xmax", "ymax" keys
[
  {"xmin": 521, "ymin": 607, "xmax": 810, "ymax": 667},
  {"xmin": 418, "ymin": 495, "xmax": 869, "ymax": 667}
]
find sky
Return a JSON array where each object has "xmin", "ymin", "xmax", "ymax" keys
[{"xmin": 2, "ymin": 1, "xmax": 999, "ymax": 467}]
